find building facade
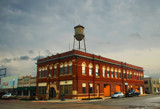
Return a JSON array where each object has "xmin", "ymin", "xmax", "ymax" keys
[
  {"xmin": 144, "ymin": 77, "xmax": 160, "ymax": 94},
  {"xmin": 36, "ymin": 50, "xmax": 144, "ymax": 100},
  {"xmin": 17, "ymin": 75, "xmax": 36, "ymax": 99}
]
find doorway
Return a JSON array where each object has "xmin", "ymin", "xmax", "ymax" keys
[{"xmin": 50, "ymin": 87, "xmax": 56, "ymax": 98}]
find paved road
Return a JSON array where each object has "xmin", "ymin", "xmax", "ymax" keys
[{"xmin": 0, "ymin": 95, "xmax": 160, "ymax": 109}]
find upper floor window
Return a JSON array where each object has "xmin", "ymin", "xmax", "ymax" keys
[
  {"xmin": 49, "ymin": 66, "xmax": 52, "ymax": 77},
  {"xmin": 89, "ymin": 63, "xmax": 93, "ymax": 76},
  {"xmin": 102, "ymin": 66, "xmax": 106, "ymax": 77},
  {"xmin": 115, "ymin": 68, "xmax": 117, "ymax": 78},
  {"xmin": 137, "ymin": 74, "xmax": 139, "ymax": 80},
  {"xmin": 54, "ymin": 65, "xmax": 57, "ymax": 77},
  {"xmin": 111, "ymin": 68, "xmax": 114, "ymax": 78},
  {"xmin": 82, "ymin": 62, "xmax": 86, "ymax": 75},
  {"xmin": 134, "ymin": 73, "xmax": 136, "ymax": 80},
  {"xmin": 64, "ymin": 63, "xmax": 68, "ymax": 74},
  {"xmin": 38, "ymin": 68, "xmax": 41, "ymax": 78},
  {"xmin": 60, "ymin": 64, "xmax": 63, "ymax": 75},
  {"xmin": 127, "ymin": 71, "xmax": 129, "ymax": 79},
  {"xmin": 69, "ymin": 62, "xmax": 72, "ymax": 74},
  {"xmin": 153, "ymin": 81, "xmax": 155, "ymax": 84},
  {"xmin": 130, "ymin": 72, "xmax": 132, "ymax": 79},
  {"xmin": 44, "ymin": 68, "xmax": 47, "ymax": 77},
  {"xmin": 123, "ymin": 70, "xmax": 126, "ymax": 79},
  {"xmin": 107, "ymin": 67, "xmax": 110, "ymax": 78},
  {"xmin": 119, "ymin": 69, "xmax": 121, "ymax": 78},
  {"xmin": 144, "ymin": 81, "xmax": 148, "ymax": 84},
  {"xmin": 95, "ymin": 64, "xmax": 99, "ymax": 76}
]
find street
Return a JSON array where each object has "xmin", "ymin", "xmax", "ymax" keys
[{"xmin": 0, "ymin": 95, "xmax": 160, "ymax": 109}]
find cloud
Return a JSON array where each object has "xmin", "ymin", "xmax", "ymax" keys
[
  {"xmin": 20, "ymin": 56, "xmax": 30, "ymax": 60},
  {"xmin": 32, "ymin": 56, "xmax": 45, "ymax": 61},
  {"xmin": 1, "ymin": 58, "xmax": 12, "ymax": 63},
  {"xmin": 129, "ymin": 33, "xmax": 142, "ymax": 39}
]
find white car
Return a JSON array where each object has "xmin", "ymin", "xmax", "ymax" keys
[
  {"xmin": 2, "ymin": 93, "xmax": 16, "ymax": 99},
  {"xmin": 111, "ymin": 92, "xmax": 124, "ymax": 98}
]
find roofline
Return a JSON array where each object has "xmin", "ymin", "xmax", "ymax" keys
[{"xmin": 37, "ymin": 52, "xmax": 143, "ymax": 72}]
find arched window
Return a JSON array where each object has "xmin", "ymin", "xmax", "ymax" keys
[
  {"xmin": 95, "ymin": 64, "xmax": 99, "ymax": 76},
  {"xmin": 82, "ymin": 62, "xmax": 86, "ymax": 75},
  {"xmin": 69, "ymin": 61, "xmax": 72, "ymax": 74},
  {"xmin": 60, "ymin": 63, "xmax": 63, "ymax": 75},
  {"xmin": 118, "ymin": 69, "xmax": 121, "ymax": 78},
  {"xmin": 102, "ymin": 66, "xmax": 106, "ymax": 77},
  {"xmin": 44, "ymin": 67, "xmax": 47, "ymax": 77},
  {"xmin": 111, "ymin": 67, "xmax": 114, "ymax": 78},
  {"xmin": 123, "ymin": 70, "xmax": 126, "ymax": 79},
  {"xmin": 49, "ymin": 65, "xmax": 52, "ymax": 77},
  {"xmin": 107, "ymin": 67, "xmax": 110, "ymax": 77},
  {"xmin": 38, "ymin": 68, "xmax": 41, "ymax": 78},
  {"xmin": 115, "ymin": 68, "xmax": 117, "ymax": 78},
  {"xmin": 130, "ymin": 71, "xmax": 132, "ymax": 79},
  {"xmin": 134, "ymin": 72, "xmax": 136, "ymax": 80},
  {"xmin": 42, "ymin": 67, "xmax": 44, "ymax": 77},
  {"xmin": 64, "ymin": 62, "xmax": 68, "ymax": 74},
  {"xmin": 127, "ymin": 70, "xmax": 129, "ymax": 79},
  {"xmin": 54, "ymin": 64, "xmax": 57, "ymax": 77},
  {"xmin": 89, "ymin": 63, "xmax": 93, "ymax": 76}
]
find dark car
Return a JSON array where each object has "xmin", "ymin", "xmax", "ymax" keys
[
  {"xmin": 125, "ymin": 90, "xmax": 140, "ymax": 97},
  {"xmin": 145, "ymin": 90, "xmax": 151, "ymax": 94},
  {"xmin": 0, "ymin": 92, "xmax": 6, "ymax": 99}
]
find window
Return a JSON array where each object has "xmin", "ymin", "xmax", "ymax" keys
[
  {"xmin": 69, "ymin": 62, "xmax": 72, "ymax": 74},
  {"xmin": 82, "ymin": 62, "xmax": 86, "ymax": 75},
  {"xmin": 145, "ymin": 81, "xmax": 148, "ymax": 84},
  {"xmin": 60, "ymin": 85, "xmax": 72, "ymax": 95},
  {"xmin": 115, "ymin": 69, "xmax": 117, "ymax": 78},
  {"xmin": 127, "ymin": 71, "xmax": 129, "ymax": 79},
  {"xmin": 134, "ymin": 73, "xmax": 136, "ymax": 80},
  {"xmin": 42, "ymin": 70, "xmax": 44, "ymax": 77},
  {"xmin": 158, "ymin": 88, "xmax": 159, "ymax": 92},
  {"xmin": 89, "ymin": 63, "xmax": 93, "ymax": 76},
  {"xmin": 111, "ymin": 68, "xmax": 114, "ymax": 78},
  {"xmin": 54, "ymin": 65, "xmax": 57, "ymax": 77},
  {"xmin": 123, "ymin": 70, "xmax": 126, "ymax": 79},
  {"xmin": 154, "ymin": 87, "xmax": 156, "ymax": 92},
  {"xmin": 82, "ymin": 83, "xmax": 86, "ymax": 94},
  {"xmin": 64, "ymin": 63, "xmax": 67, "ymax": 74},
  {"xmin": 107, "ymin": 67, "xmax": 110, "ymax": 78},
  {"xmin": 38, "ymin": 86, "xmax": 46, "ymax": 95},
  {"xmin": 96, "ymin": 64, "xmax": 99, "ymax": 76},
  {"xmin": 137, "ymin": 74, "xmax": 139, "ymax": 80},
  {"xmin": 39, "ymin": 70, "xmax": 41, "ymax": 78},
  {"xmin": 49, "ymin": 66, "xmax": 52, "ymax": 77},
  {"xmin": 23, "ymin": 89, "xmax": 28, "ymax": 96},
  {"xmin": 60, "ymin": 64, "xmax": 63, "ymax": 75},
  {"xmin": 17, "ymin": 90, "xmax": 22, "ymax": 96},
  {"xmin": 119, "ymin": 69, "xmax": 121, "ymax": 78},
  {"xmin": 102, "ymin": 66, "xmax": 106, "ymax": 77},
  {"xmin": 153, "ymin": 81, "xmax": 155, "ymax": 84},
  {"xmin": 130, "ymin": 72, "xmax": 132, "ymax": 79},
  {"xmin": 89, "ymin": 84, "xmax": 93, "ymax": 93},
  {"xmin": 44, "ymin": 69, "xmax": 47, "ymax": 77}
]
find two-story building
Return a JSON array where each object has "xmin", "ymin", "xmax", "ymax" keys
[{"xmin": 36, "ymin": 50, "xmax": 144, "ymax": 100}]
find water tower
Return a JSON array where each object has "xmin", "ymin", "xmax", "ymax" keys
[{"xmin": 73, "ymin": 25, "xmax": 86, "ymax": 52}]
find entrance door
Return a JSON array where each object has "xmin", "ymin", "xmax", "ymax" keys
[
  {"xmin": 50, "ymin": 87, "xmax": 56, "ymax": 98},
  {"xmin": 116, "ymin": 85, "xmax": 121, "ymax": 92},
  {"xmin": 140, "ymin": 86, "xmax": 143, "ymax": 94},
  {"xmin": 104, "ymin": 84, "xmax": 110, "ymax": 96}
]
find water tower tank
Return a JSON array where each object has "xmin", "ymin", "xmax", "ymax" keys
[{"xmin": 74, "ymin": 25, "xmax": 85, "ymax": 41}]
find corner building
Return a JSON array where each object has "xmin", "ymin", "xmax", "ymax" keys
[{"xmin": 36, "ymin": 50, "xmax": 144, "ymax": 100}]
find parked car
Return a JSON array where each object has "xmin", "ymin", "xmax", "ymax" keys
[
  {"xmin": 0, "ymin": 92, "xmax": 6, "ymax": 99},
  {"xmin": 145, "ymin": 90, "xmax": 151, "ymax": 94},
  {"xmin": 111, "ymin": 92, "xmax": 124, "ymax": 98},
  {"xmin": 125, "ymin": 90, "xmax": 140, "ymax": 97},
  {"xmin": 2, "ymin": 93, "xmax": 17, "ymax": 99}
]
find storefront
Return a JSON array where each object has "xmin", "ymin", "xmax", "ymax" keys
[{"xmin": 17, "ymin": 75, "xmax": 36, "ymax": 99}]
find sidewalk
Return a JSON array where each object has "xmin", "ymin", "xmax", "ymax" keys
[{"xmin": 31, "ymin": 97, "xmax": 111, "ymax": 103}]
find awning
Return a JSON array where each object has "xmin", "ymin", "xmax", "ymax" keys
[{"xmin": 17, "ymin": 87, "xmax": 36, "ymax": 91}]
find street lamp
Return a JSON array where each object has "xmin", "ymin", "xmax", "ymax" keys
[
  {"xmin": 49, "ymin": 74, "xmax": 51, "ymax": 100},
  {"xmin": 12, "ymin": 79, "xmax": 15, "ymax": 94}
]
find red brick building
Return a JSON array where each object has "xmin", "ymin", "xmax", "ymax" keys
[{"xmin": 36, "ymin": 50, "xmax": 144, "ymax": 100}]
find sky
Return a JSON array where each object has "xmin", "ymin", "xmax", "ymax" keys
[{"xmin": 0, "ymin": 0, "xmax": 160, "ymax": 78}]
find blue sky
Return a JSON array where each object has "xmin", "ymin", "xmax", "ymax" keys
[{"xmin": 0, "ymin": 0, "xmax": 160, "ymax": 78}]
